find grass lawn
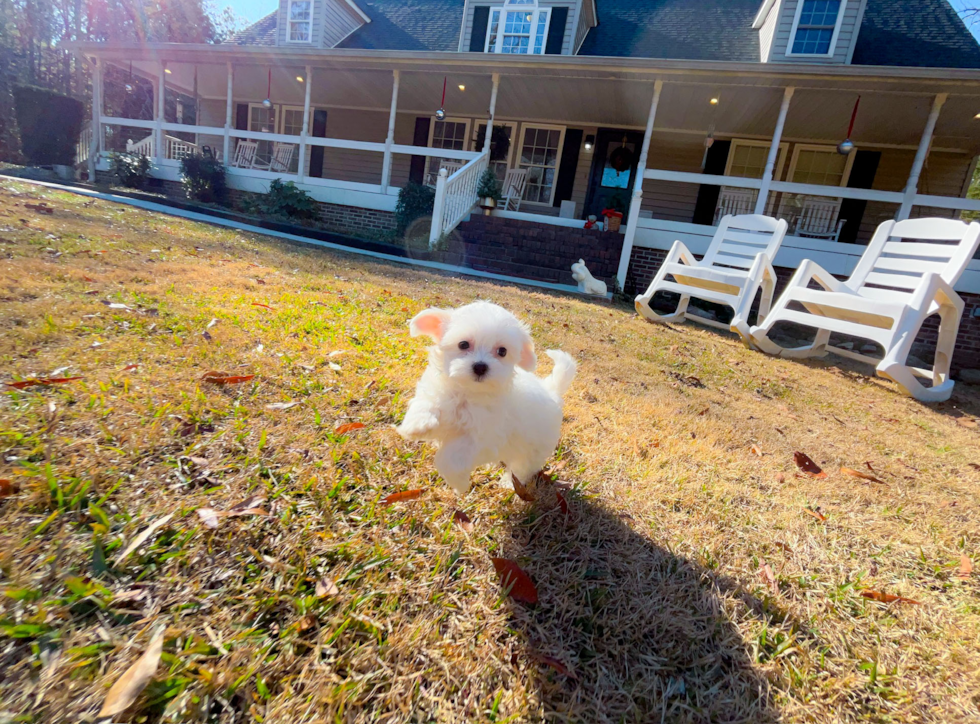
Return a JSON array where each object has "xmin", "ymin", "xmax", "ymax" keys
[{"xmin": 1, "ymin": 178, "xmax": 979, "ymax": 723}]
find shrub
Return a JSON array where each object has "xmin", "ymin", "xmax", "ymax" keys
[
  {"xmin": 249, "ymin": 179, "xmax": 318, "ymax": 221},
  {"xmin": 109, "ymin": 152, "xmax": 150, "ymax": 188},
  {"xmin": 180, "ymin": 154, "xmax": 227, "ymax": 204},
  {"xmin": 12, "ymin": 85, "xmax": 84, "ymax": 166},
  {"xmin": 395, "ymin": 182, "xmax": 435, "ymax": 236},
  {"xmin": 476, "ymin": 168, "xmax": 502, "ymax": 201}
]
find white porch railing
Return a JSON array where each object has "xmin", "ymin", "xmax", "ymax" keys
[
  {"xmin": 429, "ymin": 152, "xmax": 488, "ymax": 246},
  {"xmin": 126, "ymin": 135, "xmax": 155, "ymax": 157},
  {"xmin": 76, "ymin": 124, "xmax": 92, "ymax": 166},
  {"xmin": 125, "ymin": 133, "xmax": 199, "ymax": 160}
]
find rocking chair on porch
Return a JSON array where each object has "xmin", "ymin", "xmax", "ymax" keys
[
  {"xmin": 750, "ymin": 218, "xmax": 980, "ymax": 402},
  {"xmin": 634, "ymin": 214, "xmax": 789, "ymax": 345}
]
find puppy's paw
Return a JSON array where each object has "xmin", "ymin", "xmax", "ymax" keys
[{"xmin": 396, "ymin": 411, "xmax": 440, "ymax": 440}]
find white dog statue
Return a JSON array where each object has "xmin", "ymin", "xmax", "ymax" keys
[
  {"xmin": 396, "ymin": 302, "xmax": 577, "ymax": 495},
  {"xmin": 571, "ymin": 259, "xmax": 608, "ymax": 296}
]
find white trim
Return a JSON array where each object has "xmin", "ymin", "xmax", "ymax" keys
[
  {"xmin": 515, "ymin": 122, "xmax": 565, "ymax": 207},
  {"xmin": 753, "ymin": 0, "xmax": 779, "ymax": 28},
  {"xmin": 485, "ymin": 1, "xmax": 552, "ymax": 55},
  {"xmin": 724, "ymin": 138, "xmax": 788, "ymax": 181},
  {"xmin": 786, "ymin": 142, "xmax": 855, "ymax": 187},
  {"xmin": 426, "ymin": 116, "xmax": 472, "ymax": 176},
  {"xmin": 786, "ymin": 0, "xmax": 847, "ymax": 58},
  {"xmin": 278, "ymin": 104, "xmax": 308, "ymax": 135},
  {"xmin": 285, "ymin": 0, "xmax": 314, "ymax": 44},
  {"xmin": 342, "ymin": 0, "xmax": 371, "ymax": 24}
]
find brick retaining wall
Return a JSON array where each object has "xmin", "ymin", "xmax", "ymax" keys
[{"xmin": 627, "ymin": 246, "xmax": 980, "ymax": 375}]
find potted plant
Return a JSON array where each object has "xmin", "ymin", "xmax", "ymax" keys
[
  {"xmin": 602, "ymin": 191, "xmax": 628, "ymax": 232},
  {"xmin": 477, "ymin": 168, "xmax": 503, "ymax": 214}
]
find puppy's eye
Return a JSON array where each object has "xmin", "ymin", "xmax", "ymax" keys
[
  {"xmin": 497, "ymin": 347, "xmax": 507, "ymax": 358},
  {"xmin": 458, "ymin": 341, "xmax": 470, "ymax": 350}
]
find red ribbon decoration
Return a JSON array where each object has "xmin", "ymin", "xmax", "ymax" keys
[
  {"xmin": 267, "ymin": 68, "xmax": 272, "ymax": 101},
  {"xmin": 847, "ymin": 96, "xmax": 861, "ymax": 139},
  {"xmin": 441, "ymin": 76, "xmax": 447, "ymax": 107}
]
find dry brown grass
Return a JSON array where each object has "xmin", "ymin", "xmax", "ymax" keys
[{"xmin": 1, "ymin": 178, "xmax": 979, "ymax": 723}]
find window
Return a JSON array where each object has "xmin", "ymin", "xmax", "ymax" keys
[
  {"xmin": 725, "ymin": 139, "xmax": 787, "ymax": 180},
  {"xmin": 518, "ymin": 124, "xmax": 564, "ymax": 205},
  {"xmin": 427, "ymin": 118, "xmax": 471, "ymax": 179},
  {"xmin": 787, "ymin": 144, "xmax": 853, "ymax": 187},
  {"xmin": 280, "ymin": 106, "xmax": 307, "ymax": 173},
  {"xmin": 248, "ymin": 103, "xmax": 276, "ymax": 167},
  {"xmin": 788, "ymin": 0, "xmax": 844, "ymax": 56},
  {"xmin": 485, "ymin": 0, "xmax": 551, "ymax": 55},
  {"xmin": 287, "ymin": 0, "xmax": 313, "ymax": 43}
]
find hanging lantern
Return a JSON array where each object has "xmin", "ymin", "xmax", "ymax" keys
[
  {"xmin": 838, "ymin": 95, "xmax": 861, "ymax": 156},
  {"xmin": 262, "ymin": 68, "xmax": 273, "ymax": 108},
  {"xmin": 435, "ymin": 77, "xmax": 447, "ymax": 120}
]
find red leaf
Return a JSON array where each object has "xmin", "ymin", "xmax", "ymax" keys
[
  {"xmin": 6, "ymin": 376, "xmax": 84, "ymax": 389},
  {"xmin": 840, "ymin": 467, "xmax": 886, "ymax": 485},
  {"xmin": 794, "ymin": 452, "xmax": 827, "ymax": 478},
  {"xmin": 491, "ymin": 558, "xmax": 538, "ymax": 603},
  {"xmin": 803, "ymin": 508, "xmax": 827, "ymax": 522},
  {"xmin": 511, "ymin": 473, "xmax": 535, "ymax": 502},
  {"xmin": 957, "ymin": 554, "xmax": 973, "ymax": 582},
  {"xmin": 201, "ymin": 371, "xmax": 255, "ymax": 385},
  {"xmin": 0, "ymin": 478, "xmax": 19, "ymax": 498},
  {"xmin": 382, "ymin": 489, "xmax": 425, "ymax": 506},
  {"xmin": 530, "ymin": 653, "xmax": 576, "ymax": 679},
  {"xmin": 252, "ymin": 302, "xmax": 273, "ymax": 310},
  {"xmin": 334, "ymin": 422, "xmax": 365, "ymax": 435},
  {"xmin": 556, "ymin": 490, "xmax": 570, "ymax": 515},
  {"xmin": 759, "ymin": 562, "xmax": 778, "ymax": 596},
  {"xmin": 453, "ymin": 510, "xmax": 474, "ymax": 532},
  {"xmin": 861, "ymin": 590, "xmax": 921, "ymax": 605},
  {"xmin": 121, "ymin": 364, "xmax": 139, "ymax": 371}
]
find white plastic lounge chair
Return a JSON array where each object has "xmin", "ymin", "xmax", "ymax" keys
[
  {"xmin": 634, "ymin": 214, "xmax": 789, "ymax": 345},
  {"xmin": 233, "ymin": 140, "xmax": 258, "ymax": 168},
  {"xmin": 265, "ymin": 142, "xmax": 296, "ymax": 173},
  {"xmin": 794, "ymin": 196, "xmax": 845, "ymax": 242},
  {"xmin": 714, "ymin": 187, "xmax": 757, "ymax": 223},
  {"xmin": 750, "ymin": 218, "xmax": 980, "ymax": 402},
  {"xmin": 502, "ymin": 168, "xmax": 528, "ymax": 211}
]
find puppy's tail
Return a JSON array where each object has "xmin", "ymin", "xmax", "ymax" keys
[{"xmin": 542, "ymin": 350, "xmax": 577, "ymax": 401}]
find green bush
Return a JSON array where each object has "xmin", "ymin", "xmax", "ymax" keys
[
  {"xmin": 476, "ymin": 168, "xmax": 502, "ymax": 201},
  {"xmin": 109, "ymin": 152, "xmax": 150, "ymax": 188},
  {"xmin": 247, "ymin": 179, "xmax": 318, "ymax": 221},
  {"xmin": 180, "ymin": 154, "xmax": 227, "ymax": 204},
  {"xmin": 395, "ymin": 182, "xmax": 435, "ymax": 236},
  {"xmin": 12, "ymin": 85, "xmax": 84, "ymax": 166}
]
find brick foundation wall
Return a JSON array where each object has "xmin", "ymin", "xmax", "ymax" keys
[
  {"xmin": 627, "ymin": 246, "xmax": 980, "ymax": 375},
  {"xmin": 455, "ymin": 215, "xmax": 624, "ymax": 287}
]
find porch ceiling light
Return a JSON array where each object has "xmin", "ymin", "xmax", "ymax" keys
[
  {"xmin": 974, "ymin": 112, "xmax": 980, "ymax": 119},
  {"xmin": 297, "ymin": 76, "xmax": 304, "ymax": 82},
  {"xmin": 584, "ymin": 134, "xmax": 595, "ymax": 152},
  {"xmin": 710, "ymin": 97, "xmax": 719, "ymax": 105},
  {"xmin": 164, "ymin": 68, "xmax": 172, "ymax": 74},
  {"xmin": 458, "ymin": 84, "xmax": 466, "ymax": 91}
]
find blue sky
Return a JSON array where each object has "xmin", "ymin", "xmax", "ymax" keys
[{"xmin": 220, "ymin": 0, "xmax": 980, "ymax": 39}]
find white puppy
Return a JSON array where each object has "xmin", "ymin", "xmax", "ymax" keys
[{"xmin": 396, "ymin": 301, "xmax": 577, "ymax": 495}]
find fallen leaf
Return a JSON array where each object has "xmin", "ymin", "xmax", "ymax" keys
[
  {"xmin": 334, "ymin": 422, "xmax": 365, "ymax": 435},
  {"xmin": 197, "ymin": 496, "xmax": 268, "ymax": 529},
  {"xmin": 328, "ymin": 362, "xmax": 342, "ymax": 371},
  {"xmin": 114, "ymin": 513, "xmax": 175, "ymax": 565},
  {"xmin": 775, "ymin": 541, "xmax": 792, "ymax": 554},
  {"xmin": 196, "ymin": 508, "xmax": 221, "ymax": 529},
  {"xmin": 266, "ymin": 401, "xmax": 299, "ymax": 411},
  {"xmin": 957, "ymin": 417, "xmax": 978, "ymax": 429},
  {"xmin": 556, "ymin": 489, "xmax": 570, "ymax": 515},
  {"xmin": 315, "ymin": 577, "xmax": 340, "ymax": 597},
  {"xmin": 840, "ymin": 467, "xmax": 886, "ymax": 484},
  {"xmin": 760, "ymin": 562, "xmax": 778, "ymax": 596},
  {"xmin": 968, "ymin": 463, "xmax": 980, "ymax": 471},
  {"xmin": 228, "ymin": 494, "xmax": 267, "ymax": 513},
  {"xmin": 256, "ymin": 279, "xmax": 267, "ymax": 285},
  {"xmin": 511, "ymin": 473, "xmax": 535, "ymax": 502},
  {"xmin": 187, "ymin": 456, "xmax": 209, "ymax": 467},
  {"xmin": 0, "ymin": 478, "xmax": 19, "ymax": 498},
  {"xmin": 750, "ymin": 444, "xmax": 764, "ymax": 457},
  {"xmin": 860, "ymin": 590, "xmax": 921, "ymax": 605},
  {"xmin": 491, "ymin": 558, "xmax": 538, "ymax": 604},
  {"xmin": 382, "ymin": 489, "xmax": 425, "ymax": 506},
  {"xmin": 698, "ymin": 407, "xmax": 709, "ymax": 416},
  {"xmin": 957, "ymin": 554, "xmax": 973, "ymax": 582},
  {"xmin": 453, "ymin": 510, "xmax": 474, "ymax": 532},
  {"xmin": 97, "ymin": 625, "xmax": 165, "ymax": 718},
  {"xmin": 6, "ymin": 376, "xmax": 84, "ymax": 389},
  {"xmin": 121, "ymin": 364, "xmax": 139, "ymax": 371},
  {"xmin": 530, "ymin": 653, "xmax": 576, "ymax": 679},
  {"xmin": 794, "ymin": 452, "xmax": 827, "ymax": 478},
  {"xmin": 775, "ymin": 473, "xmax": 785, "ymax": 483},
  {"xmin": 25, "ymin": 202, "xmax": 53, "ymax": 214},
  {"xmin": 252, "ymin": 302, "xmax": 273, "ymax": 310},
  {"xmin": 803, "ymin": 508, "xmax": 827, "ymax": 522},
  {"xmin": 201, "ymin": 371, "xmax": 255, "ymax": 385}
]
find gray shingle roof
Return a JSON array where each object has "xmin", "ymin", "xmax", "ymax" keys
[
  {"xmin": 851, "ymin": 0, "xmax": 980, "ymax": 68},
  {"xmin": 226, "ymin": 11, "xmax": 278, "ymax": 46},
  {"xmin": 338, "ymin": 0, "xmax": 464, "ymax": 51}
]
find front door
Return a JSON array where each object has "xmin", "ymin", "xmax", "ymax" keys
[{"xmin": 584, "ymin": 129, "xmax": 644, "ymax": 219}]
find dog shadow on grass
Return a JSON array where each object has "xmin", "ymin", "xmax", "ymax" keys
[{"xmin": 495, "ymin": 479, "xmax": 796, "ymax": 724}]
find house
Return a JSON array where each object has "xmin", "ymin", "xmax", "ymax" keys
[{"xmin": 72, "ymin": 0, "xmax": 980, "ymax": 369}]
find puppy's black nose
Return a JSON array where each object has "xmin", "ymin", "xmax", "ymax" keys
[{"xmin": 472, "ymin": 362, "xmax": 489, "ymax": 378}]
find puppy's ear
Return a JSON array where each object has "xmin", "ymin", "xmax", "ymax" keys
[
  {"xmin": 409, "ymin": 308, "xmax": 452, "ymax": 341},
  {"xmin": 518, "ymin": 331, "xmax": 537, "ymax": 371}
]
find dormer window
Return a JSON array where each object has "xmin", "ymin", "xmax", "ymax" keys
[
  {"xmin": 485, "ymin": 0, "xmax": 551, "ymax": 55},
  {"xmin": 287, "ymin": 0, "xmax": 313, "ymax": 43},
  {"xmin": 788, "ymin": 0, "xmax": 846, "ymax": 56}
]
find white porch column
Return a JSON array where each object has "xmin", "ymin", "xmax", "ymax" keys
[
  {"xmin": 223, "ymin": 62, "xmax": 233, "ymax": 164},
  {"xmin": 754, "ymin": 86, "xmax": 795, "ymax": 215},
  {"xmin": 616, "ymin": 79, "xmax": 663, "ymax": 292},
  {"xmin": 381, "ymin": 69, "xmax": 400, "ymax": 194},
  {"xmin": 481, "ymin": 73, "xmax": 501, "ymax": 158},
  {"xmin": 155, "ymin": 61, "xmax": 166, "ymax": 165},
  {"xmin": 897, "ymin": 93, "xmax": 947, "ymax": 220},
  {"xmin": 429, "ymin": 168, "xmax": 448, "ymax": 247},
  {"xmin": 298, "ymin": 65, "xmax": 313, "ymax": 183},
  {"xmin": 87, "ymin": 57, "xmax": 101, "ymax": 182}
]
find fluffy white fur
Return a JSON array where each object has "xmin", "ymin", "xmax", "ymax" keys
[{"xmin": 396, "ymin": 301, "xmax": 577, "ymax": 495}]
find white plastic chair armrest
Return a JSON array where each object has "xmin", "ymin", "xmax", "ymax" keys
[
  {"xmin": 794, "ymin": 259, "xmax": 842, "ymax": 292},
  {"xmin": 666, "ymin": 239, "xmax": 697, "ymax": 267}
]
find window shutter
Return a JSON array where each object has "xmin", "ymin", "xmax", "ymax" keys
[
  {"xmin": 308, "ymin": 109, "xmax": 328, "ymax": 178},
  {"xmin": 554, "ymin": 128, "xmax": 583, "ymax": 208},
  {"xmin": 471, "ymin": 7, "xmax": 490, "ymax": 52},
  {"xmin": 235, "ymin": 103, "xmax": 248, "ymax": 131},
  {"xmin": 692, "ymin": 140, "xmax": 732, "ymax": 226},
  {"xmin": 409, "ymin": 117, "xmax": 431, "ymax": 185},
  {"xmin": 545, "ymin": 8, "xmax": 568, "ymax": 55},
  {"xmin": 837, "ymin": 150, "xmax": 881, "ymax": 245}
]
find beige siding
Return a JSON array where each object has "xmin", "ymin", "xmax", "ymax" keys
[
  {"xmin": 278, "ymin": 0, "xmax": 323, "ymax": 48},
  {"xmin": 461, "ymin": 0, "xmax": 580, "ymax": 55},
  {"xmin": 321, "ymin": 0, "xmax": 362, "ymax": 48},
  {"xmin": 639, "ymin": 133, "xmax": 705, "ymax": 222},
  {"xmin": 759, "ymin": 0, "xmax": 780, "ymax": 62},
  {"xmin": 771, "ymin": 0, "xmax": 866, "ymax": 65},
  {"xmin": 312, "ymin": 108, "xmax": 388, "ymax": 185}
]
